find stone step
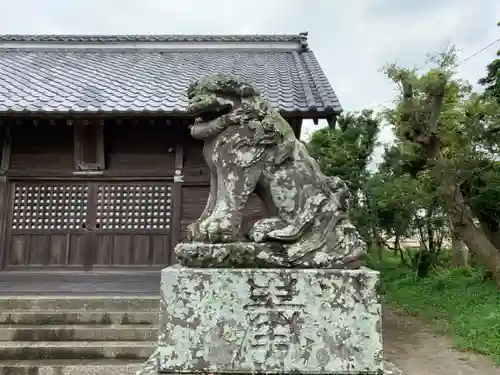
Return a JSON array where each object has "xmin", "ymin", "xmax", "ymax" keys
[
  {"xmin": 0, "ymin": 325, "xmax": 157, "ymax": 342},
  {"xmin": 0, "ymin": 341, "xmax": 156, "ymax": 360},
  {"xmin": 0, "ymin": 310, "xmax": 159, "ymax": 325},
  {"xmin": 0, "ymin": 296, "xmax": 160, "ymax": 311},
  {"xmin": 0, "ymin": 359, "xmax": 143, "ymax": 375}
]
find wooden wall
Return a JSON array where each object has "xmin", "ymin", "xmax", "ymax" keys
[
  {"xmin": 10, "ymin": 124, "xmax": 74, "ymax": 171},
  {"xmin": 0, "ymin": 116, "xmax": 300, "ymax": 270},
  {"xmin": 104, "ymin": 124, "xmax": 176, "ymax": 172}
]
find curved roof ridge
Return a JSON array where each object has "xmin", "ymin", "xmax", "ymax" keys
[{"xmin": 0, "ymin": 32, "xmax": 309, "ymax": 46}]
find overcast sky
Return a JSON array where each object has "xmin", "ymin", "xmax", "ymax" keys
[{"xmin": 0, "ymin": 0, "xmax": 499, "ymax": 163}]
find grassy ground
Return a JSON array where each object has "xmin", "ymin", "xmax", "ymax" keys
[{"xmin": 366, "ymin": 252, "xmax": 500, "ymax": 364}]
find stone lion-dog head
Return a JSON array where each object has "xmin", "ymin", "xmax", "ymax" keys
[
  {"xmin": 186, "ymin": 73, "xmax": 294, "ymax": 164},
  {"xmin": 186, "ymin": 73, "xmax": 260, "ymax": 122}
]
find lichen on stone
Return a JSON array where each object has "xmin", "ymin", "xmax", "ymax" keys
[
  {"xmin": 156, "ymin": 266, "xmax": 383, "ymax": 374},
  {"xmin": 179, "ymin": 72, "xmax": 367, "ymax": 269}
]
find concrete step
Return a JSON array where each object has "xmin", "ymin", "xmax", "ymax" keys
[
  {"xmin": 0, "ymin": 325, "xmax": 157, "ymax": 342},
  {"xmin": 0, "ymin": 296, "xmax": 160, "ymax": 311},
  {"xmin": 0, "ymin": 359, "xmax": 143, "ymax": 375},
  {"xmin": 0, "ymin": 341, "xmax": 156, "ymax": 360},
  {"xmin": 0, "ymin": 310, "xmax": 159, "ymax": 325}
]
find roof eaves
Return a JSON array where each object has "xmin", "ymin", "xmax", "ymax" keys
[
  {"xmin": 0, "ymin": 32, "xmax": 310, "ymax": 51},
  {"xmin": 302, "ymin": 52, "xmax": 343, "ymax": 114},
  {"xmin": 0, "ymin": 108, "xmax": 336, "ymax": 119}
]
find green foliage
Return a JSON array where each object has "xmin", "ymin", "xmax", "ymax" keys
[
  {"xmin": 310, "ymin": 32, "xmax": 500, "ymax": 277},
  {"xmin": 367, "ymin": 252, "xmax": 500, "ymax": 363},
  {"xmin": 363, "ymin": 172, "xmax": 418, "ymax": 240},
  {"xmin": 379, "ymin": 45, "xmax": 500, "ymax": 267},
  {"xmin": 308, "ymin": 110, "xmax": 379, "ymax": 194},
  {"xmin": 478, "ymin": 21, "xmax": 500, "ymax": 101},
  {"xmin": 307, "ymin": 111, "xmax": 381, "ymax": 244},
  {"xmin": 463, "ymin": 162, "xmax": 500, "ymax": 230}
]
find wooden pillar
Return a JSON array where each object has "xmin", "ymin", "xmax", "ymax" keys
[
  {"xmin": 73, "ymin": 119, "xmax": 105, "ymax": 171},
  {"xmin": 287, "ymin": 118, "xmax": 303, "ymax": 139},
  {"xmin": 327, "ymin": 115, "xmax": 337, "ymax": 130},
  {"xmin": 170, "ymin": 142, "xmax": 184, "ymax": 264},
  {"xmin": 0, "ymin": 122, "xmax": 11, "ymax": 270}
]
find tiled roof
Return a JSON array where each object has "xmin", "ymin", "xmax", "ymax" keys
[
  {"xmin": 0, "ymin": 33, "xmax": 309, "ymax": 45},
  {"xmin": 0, "ymin": 34, "xmax": 342, "ymax": 116}
]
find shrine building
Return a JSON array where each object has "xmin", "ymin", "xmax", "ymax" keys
[{"xmin": 0, "ymin": 33, "xmax": 342, "ymax": 273}]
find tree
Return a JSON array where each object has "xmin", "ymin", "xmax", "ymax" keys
[
  {"xmin": 365, "ymin": 142, "xmax": 448, "ymax": 274},
  {"xmin": 308, "ymin": 110, "xmax": 379, "ymax": 198},
  {"xmin": 478, "ymin": 21, "xmax": 500, "ymax": 101},
  {"xmin": 382, "ymin": 47, "xmax": 500, "ymax": 285},
  {"xmin": 307, "ymin": 110, "xmax": 380, "ymax": 245}
]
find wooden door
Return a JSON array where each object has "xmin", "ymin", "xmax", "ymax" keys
[
  {"xmin": 4, "ymin": 180, "xmax": 175, "ymax": 270},
  {"xmin": 92, "ymin": 181, "xmax": 174, "ymax": 268},
  {"xmin": 5, "ymin": 181, "xmax": 93, "ymax": 268}
]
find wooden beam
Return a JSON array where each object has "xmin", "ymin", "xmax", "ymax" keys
[
  {"xmin": 1, "ymin": 124, "xmax": 12, "ymax": 172},
  {"xmin": 171, "ymin": 143, "xmax": 185, "ymax": 262},
  {"xmin": 96, "ymin": 121, "xmax": 105, "ymax": 170},
  {"xmin": 0, "ymin": 120, "xmax": 9, "ymax": 269},
  {"xmin": 73, "ymin": 120, "xmax": 83, "ymax": 169},
  {"xmin": 0, "ymin": 182, "xmax": 11, "ymax": 270},
  {"xmin": 296, "ymin": 118, "xmax": 303, "ymax": 139},
  {"xmin": 174, "ymin": 143, "xmax": 184, "ymax": 182},
  {"xmin": 74, "ymin": 119, "xmax": 105, "ymax": 171}
]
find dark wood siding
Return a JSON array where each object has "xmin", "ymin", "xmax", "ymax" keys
[
  {"xmin": 181, "ymin": 186, "xmax": 209, "ymax": 241},
  {"xmin": 242, "ymin": 193, "xmax": 267, "ymax": 234},
  {"xmin": 104, "ymin": 124, "xmax": 176, "ymax": 173},
  {"xmin": 183, "ymin": 140, "xmax": 209, "ymax": 183},
  {"xmin": 10, "ymin": 125, "xmax": 74, "ymax": 170}
]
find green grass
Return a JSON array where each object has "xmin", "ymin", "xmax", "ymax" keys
[{"xmin": 366, "ymin": 252, "xmax": 500, "ymax": 363}]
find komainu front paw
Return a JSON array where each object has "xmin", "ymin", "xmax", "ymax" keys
[
  {"xmin": 186, "ymin": 221, "xmax": 205, "ymax": 242},
  {"xmin": 198, "ymin": 212, "xmax": 243, "ymax": 243},
  {"xmin": 249, "ymin": 217, "xmax": 286, "ymax": 242}
]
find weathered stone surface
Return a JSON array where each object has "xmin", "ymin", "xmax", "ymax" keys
[
  {"xmin": 181, "ymin": 73, "xmax": 366, "ymax": 268},
  {"xmin": 156, "ymin": 265, "xmax": 382, "ymax": 374},
  {"xmin": 175, "ymin": 241, "xmax": 364, "ymax": 269}
]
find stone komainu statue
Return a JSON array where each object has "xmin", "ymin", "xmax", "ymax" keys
[{"xmin": 175, "ymin": 73, "xmax": 366, "ymax": 268}]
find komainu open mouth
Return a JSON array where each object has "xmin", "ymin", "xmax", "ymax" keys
[{"xmin": 188, "ymin": 100, "xmax": 232, "ymax": 122}]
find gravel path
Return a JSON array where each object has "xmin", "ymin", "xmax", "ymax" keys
[{"xmin": 383, "ymin": 308, "xmax": 500, "ymax": 375}]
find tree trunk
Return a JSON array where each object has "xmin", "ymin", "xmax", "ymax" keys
[
  {"xmin": 480, "ymin": 221, "xmax": 500, "ymax": 252},
  {"xmin": 446, "ymin": 186, "xmax": 500, "ymax": 285},
  {"xmin": 450, "ymin": 220, "xmax": 468, "ymax": 268},
  {"xmin": 374, "ymin": 232, "xmax": 384, "ymax": 260}
]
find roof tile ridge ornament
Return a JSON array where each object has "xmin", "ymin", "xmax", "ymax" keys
[
  {"xmin": 298, "ymin": 31, "xmax": 309, "ymax": 52},
  {"xmin": 0, "ymin": 33, "xmax": 309, "ymax": 45}
]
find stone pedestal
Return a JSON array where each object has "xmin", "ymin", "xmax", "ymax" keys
[{"xmin": 149, "ymin": 265, "xmax": 382, "ymax": 374}]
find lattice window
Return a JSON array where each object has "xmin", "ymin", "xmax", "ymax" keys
[
  {"xmin": 12, "ymin": 184, "xmax": 88, "ymax": 230},
  {"xmin": 96, "ymin": 184, "xmax": 172, "ymax": 230}
]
